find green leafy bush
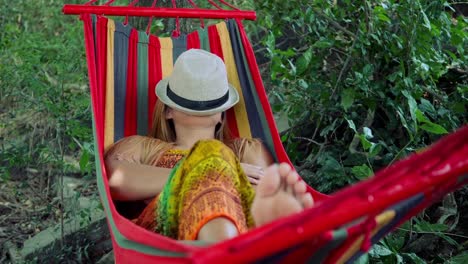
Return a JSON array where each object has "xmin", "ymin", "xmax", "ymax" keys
[
  {"xmin": 247, "ymin": 0, "xmax": 467, "ymax": 262},
  {"xmin": 250, "ymin": 0, "xmax": 467, "ymax": 193},
  {"xmin": 0, "ymin": 0, "xmax": 91, "ymax": 179}
]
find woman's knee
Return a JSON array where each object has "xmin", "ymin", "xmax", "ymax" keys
[{"xmin": 197, "ymin": 217, "xmax": 239, "ymax": 242}]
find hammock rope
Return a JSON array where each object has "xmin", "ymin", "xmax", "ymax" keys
[
  {"xmin": 145, "ymin": 0, "xmax": 160, "ymax": 34},
  {"xmin": 186, "ymin": 0, "xmax": 205, "ymax": 29},
  {"xmin": 123, "ymin": 0, "xmax": 140, "ymax": 25}
]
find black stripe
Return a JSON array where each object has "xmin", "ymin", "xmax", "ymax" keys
[
  {"xmin": 114, "ymin": 22, "xmax": 132, "ymax": 142},
  {"xmin": 227, "ymin": 20, "xmax": 265, "ymax": 140},
  {"xmin": 166, "ymin": 84, "xmax": 229, "ymax": 111}
]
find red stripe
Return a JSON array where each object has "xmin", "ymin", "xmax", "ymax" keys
[
  {"xmin": 208, "ymin": 25, "xmax": 240, "ymax": 138},
  {"xmin": 207, "ymin": 25, "xmax": 223, "ymax": 57},
  {"xmin": 187, "ymin": 30, "xmax": 200, "ymax": 49},
  {"xmin": 81, "ymin": 14, "xmax": 102, "ymax": 152},
  {"xmin": 281, "ymin": 232, "xmax": 334, "ymax": 263},
  {"xmin": 124, "ymin": 29, "xmax": 138, "ymax": 137},
  {"xmin": 96, "ymin": 16, "xmax": 108, "ymax": 143},
  {"xmin": 148, "ymin": 35, "xmax": 162, "ymax": 129}
]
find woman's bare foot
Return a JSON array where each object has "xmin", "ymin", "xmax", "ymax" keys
[{"xmin": 251, "ymin": 163, "xmax": 314, "ymax": 226}]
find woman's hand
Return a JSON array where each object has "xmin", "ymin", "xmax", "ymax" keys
[{"xmin": 240, "ymin": 163, "xmax": 264, "ymax": 185}]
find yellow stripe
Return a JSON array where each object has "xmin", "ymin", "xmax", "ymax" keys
[
  {"xmin": 159, "ymin": 37, "xmax": 173, "ymax": 78},
  {"xmin": 336, "ymin": 210, "xmax": 396, "ymax": 264},
  {"xmin": 216, "ymin": 22, "xmax": 252, "ymax": 139},
  {"xmin": 104, "ymin": 19, "xmax": 115, "ymax": 151}
]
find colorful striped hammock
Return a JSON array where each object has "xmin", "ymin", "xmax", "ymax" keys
[{"xmin": 69, "ymin": 5, "xmax": 468, "ymax": 263}]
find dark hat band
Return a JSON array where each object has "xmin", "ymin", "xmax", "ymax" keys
[{"xmin": 166, "ymin": 84, "xmax": 229, "ymax": 111}]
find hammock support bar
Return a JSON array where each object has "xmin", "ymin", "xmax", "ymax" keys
[{"xmin": 62, "ymin": 5, "xmax": 256, "ymax": 20}]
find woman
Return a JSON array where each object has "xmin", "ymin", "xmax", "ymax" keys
[{"xmin": 105, "ymin": 49, "xmax": 313, "ymax": 243}]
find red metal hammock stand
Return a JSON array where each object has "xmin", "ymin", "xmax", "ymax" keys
[
  {"xmin": 62, "ymin": 1, "xmax": 468, "ymax": 263},
  {"xmin": 63, "ymin": 0, "xmax": 256, "ymax": 37}
]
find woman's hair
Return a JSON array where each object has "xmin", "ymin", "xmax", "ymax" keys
[
  {"xmin": 149, "ymin": 99, "xmax": 232, "ymax": 142},
  {"xmin": 105, "ymin": 100, "xmax": 264, "ymax": 166}
]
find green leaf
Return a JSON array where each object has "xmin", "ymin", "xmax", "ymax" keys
[
  {"xmin": 313, "ymin": 39, "xmax": 332, "ymax": 49},
  {"xmin": 438, "ymin": 233, "xmax": 459, "ymax": 247},
  {"xmin": 421, "ymin": 10, "xmax": 431, "ymax": 30},
  {"xmin": 374, "ymin": 6, "xmax": 391, "ymax": 23},
  {"xmin": 298, "ymin": 79, "xmax": 309, "ymax": 89},
  {"xmin": 419, "ymin": 98, "xmax": 437, "ymax": 117},
  {"xmin": 448, "ymin": 251, "xmax": 468, "ymax": 264},
  {"xmin": 396, "ymin": 254, "xmax": 404, "ymax": 264},
  {"xmin": 351, "ymin": 164, "xmax": 373, "ymax": 180},
  {"xmin": 354, "ymin": 253, "xmax": 369, "ymax": 264},
  {"xmin": 415, "ymin": 109, "xmax": 430, "ymax": 123},
  {"xmin": 396, "ymin": 107, "xmax": 413, "ymax": 139},
  {"xmin": 296, "ymin": 48, "xmax": 312, "ymax": 75},
  {"xmin": 359, "ymin": 135, "xmax": 373, "ymax": 150},
  {"xmin": 377, "ymin": 13, "xmax": 391, "ymax": 23},
  {"xmin": 320, "ymin": 119, "xmax": 338, "ymax": 137},
  {"xmin": 341, "ymin": 89, "xmax": 355, "ymax": 111},
  {"xmin": 346, "ymin": 118, "xmax": 357, "ymax": 132},
  {"xmin": 370, "ymin": 244, "xmax": 393, "ymax": 257},
  {"xmin": 420, "ymin": 62, "xmax": 430, "ymax": 72},
  {"xmin": 403, "ymin": 253, "xmax": 426, "ymax": 264},
  {"xmin": 369, "ymin": 143, "xmax": 383, "ymax": 158},
  {"xmin": 79, "ymin": 150, "xmax": 90, "ymax": 172},
  {"xmin": 287, "ymin": 59, "xmax": 296, "ymax": 75},
  {"xmin": 296, "ymin": 57, "xmax": 308, "ymax": 75},
  {"xmin": 402, "ymin": 90, "xmax": 417, "ymax": 123},
  {"xmin": 415, "ymin": 221, "xmax": 448, "ymax": 232},
  {"xmin": 265, "ymin": 32, "xmax": 275, "ymax": 52},
  {"xmin": 320, "ymin": 155, "xmax": 344, "ymax": 175},
  {"xmin": 420, "ymin": 122, "xmax": 448, "ymax": 135}
]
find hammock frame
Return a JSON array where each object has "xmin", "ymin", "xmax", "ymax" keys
[{"xmin": 63, "ymin": 0, "xmax": 256, "ymax": 20}]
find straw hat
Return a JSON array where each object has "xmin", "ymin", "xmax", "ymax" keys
[{"xmin": 155, "ymin": 49, "xmax": 239, "ymax": 116}]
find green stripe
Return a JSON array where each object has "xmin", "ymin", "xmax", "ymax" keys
[
  {"xmin": 306, "ymin": 229, "xmax": 348, "ymax": 263},
  {"xmin": 231, "ymin": 21, "xmax": 278, "ymax": 161},
  {"xmin": 198, "ymin": 27, "xmax": 210, "ymax": 52},
  {"xmin": 137, "ymin": 32, "xmax": 149, "ymax": 136}
]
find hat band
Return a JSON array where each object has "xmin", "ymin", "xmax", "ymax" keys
[{"xmin": 167, "ymin": 84, "xmax": 230, "ymax": 111}]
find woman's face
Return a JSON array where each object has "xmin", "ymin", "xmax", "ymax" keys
[{"xmin": 166, "ymin": 107, "xmax": 222, "ymax": 129}]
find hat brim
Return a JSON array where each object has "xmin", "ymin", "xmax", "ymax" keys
[{"xmin": 155, "ymin": 78, "xmax": 239, "ymax": 116}]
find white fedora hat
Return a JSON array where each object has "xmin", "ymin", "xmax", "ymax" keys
[{"xmin": 155, "ymin": 49, "xmax": 239, "ymax": 116}]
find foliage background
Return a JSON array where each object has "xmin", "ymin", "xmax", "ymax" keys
[{"xmin": 0, "ymin": 0, "xmax": 467, "ymax": 263}]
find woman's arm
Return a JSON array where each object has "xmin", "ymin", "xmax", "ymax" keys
[
  {"xmin": 105, "ymin": 135, "xmax": 172, "ymax": 201},
  {"xmin": 240, "ymin": 140, "xmax": 274, "ymax": 168},
  {"xmin": 237, "ymin": 139, "xmax": 274, "ymax": 185},
  {"xmin": 106, "ymin": 159, "xmax": 172, "ymax": 201}
]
